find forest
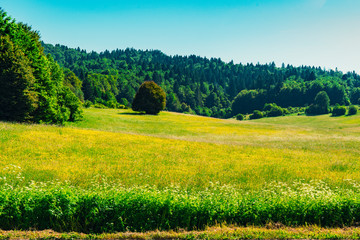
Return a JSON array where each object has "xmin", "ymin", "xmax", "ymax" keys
[
  {"xmin": 43, "ymin": 42, "xmax": 360, "ymax": 118},
  {"xmin": 0, "ymin": 9, "xmax": 82, "ymax": 124}
]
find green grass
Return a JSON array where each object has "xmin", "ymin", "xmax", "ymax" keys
[
  {"xmin": 1, "ymin": 108, "xmax": 360, "ymax": 189},
  {"xmin": 1, "ymin": 108, "xmax": 360, "ymax": 233},
  {"xmin": 5, "ymin": 226, "xmax": 360, "ymax": 240}
]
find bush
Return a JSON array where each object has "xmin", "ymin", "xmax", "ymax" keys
[
  {"xmin": 106, "ymin": 100, "xmax": 117, "ymax": 109},
  {"xmin": 263, "ymin": 103, "xmax": 284, "ymax": 117},
  {"xmin": 93, "ymin": 103, "xmax": 106, "ymax": 109},
  {"xmin": 84, "ymin": 100, "xmax": 92, "ymax": 108},
  {"xmin": 132, "ymin": 81, "xmax": 166, "ymax": 114},
  {"xmin": 250, "ymin": 110, "xmax": 264, "ymax": 120},
  {"xmin": 305, "ymin": 104, "xmax": 319, "ymax": 115},
  {"xmin": 332, "ymin": 104, "xmax": 346, "ymax": 116},
  {"xmin": 348, "ymin": 105, "xmax": 358, "ymax": 115},
  {"xmin": 306, "ymin": 91, "xmax": 330, "ymax": 115},
  {"xmin": 236, "ymin": 114, "xmax": 244, "ymax": 121},
  {"xmin": 117, "ymin": 104, "xmax": 126, "ymax": 109}
]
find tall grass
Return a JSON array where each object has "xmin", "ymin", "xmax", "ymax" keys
[{"xmin": 1, "ymin": 180, "xmax": 360, "ymax": 233}]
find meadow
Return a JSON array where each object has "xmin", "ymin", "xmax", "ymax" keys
[
  {"xmin": 1, "ymin": 108, "xmax": 360, "ymax": 233},
  {"xmin": 1, "ymin": 108, "xmax": 360, "ymax": 189}
]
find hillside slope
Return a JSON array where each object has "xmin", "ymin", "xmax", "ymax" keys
[
  {"xmin": 43, "ymin": 43, "xmax": 360, "ymax": 118},
  {"xmin": 1, "ymin": 108, "xmax": 360, "ymax": 190}
]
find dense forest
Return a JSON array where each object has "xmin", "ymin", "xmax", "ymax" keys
[
  {"xmin": 0, "ymin": 9, "xmax": 82, "ymax": 124},
  {"xmin": 43, "ymin": 43, "xmax": 360, "ymax": 118}
]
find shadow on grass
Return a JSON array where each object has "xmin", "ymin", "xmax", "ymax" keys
[{"xmin": 118, "ymin": 112, "xmax": 146, "ymax": 115}]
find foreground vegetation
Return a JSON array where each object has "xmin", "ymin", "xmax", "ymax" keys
[
  {"xmin": 2, "ymin": 180, "xmax": 360, "ymax": 233},
  {"xmin": 5, "ymin": 226, "xmax": 360, "ymax": 240},
  {"xmin": 1, "ymin": 108, "xmax": 360, "ymax": 233}
]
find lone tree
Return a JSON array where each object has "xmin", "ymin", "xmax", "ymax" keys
[
  {"xmin": 306, "ymin": 91, "xmax": 330, "ymax": 115},
  {"xmin": 132, "ymin": 81, "xmax": 166, "ymax": 114}
]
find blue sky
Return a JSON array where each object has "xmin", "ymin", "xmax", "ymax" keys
[{"xmin": 2, "ymin": 0, "xmax": 360, "ymax": 73}]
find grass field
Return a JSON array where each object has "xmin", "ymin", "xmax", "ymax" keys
[
  {"xmin": 1, "ymin": 108, "xmax": 360, "ymax": 233},
  {"xmin": 1, "ymin": 108, "xmax": 360, "ymax": 189}
]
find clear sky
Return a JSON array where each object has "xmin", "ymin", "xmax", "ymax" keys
[{"xmin": 1, "ymin": 0, "xmax": 360, "ymax": 73}]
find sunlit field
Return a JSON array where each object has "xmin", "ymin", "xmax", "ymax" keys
[
  {"xmin": 1, "ymin": 108, "xmax": 360, "ymax": 190},
  {"xmin": 1, "ymin": 108, "xmax": 360, "ymax": 233}
]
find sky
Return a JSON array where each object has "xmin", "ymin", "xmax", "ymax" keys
[{"xmin": 1, "ymin": 0, "xmax": 360, "ymax": 73}]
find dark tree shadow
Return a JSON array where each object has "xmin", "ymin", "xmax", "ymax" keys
[{"xmin": 118, "ymin": 112, "xmax": 146, "ymax": 115}]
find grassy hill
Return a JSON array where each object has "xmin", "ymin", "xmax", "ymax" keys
[
  {"xmin": 1, "ymin": 108, "xmax": 360, "ymax": 233},
  {"xmin": 1, "ymin": 108, "xmax": 360, "ymax": 190}
]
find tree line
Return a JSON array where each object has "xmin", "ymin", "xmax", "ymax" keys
[
  {"xmin": 0, "ymin": 9, "xmax": 82, "ymax": 124},
  {"xmin": 43, "ymin": 43, "xmax": 360, "ymax": 118},
  {"xmin": 2, "ymin": 6, "xmax": 359, "ymax": 123}
]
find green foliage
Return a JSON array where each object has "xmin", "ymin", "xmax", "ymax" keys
[
  {"xmin": 0, "ymin": 9, "xmax": 82, "ymax": 124},
  {"xmin": 84, "ymin": 100, "xmax": 93, "ymax": 108},
  {"xmin": 0, "ymin": 35, "xmax": 37, "ymax": 122},
  {"xmin": 63, "ymin": 68, "xmax": 84, "ymax": 102},
  {"xmin": 348, "ymin": 105, "xmax": 358, "ymax": 116},
  {"xmin": 236, "ymin": 113, "xmax": 244, "ymax": 121},
  {"xmin": 263, "ymin": 103, "xmax": 284, "ymax": 117},
  {"xmin": 2, "ymin": 182, "xmax": 360, "ymax": 233},
  {"xmin": 332, "ymin": 104, "xmax": 346, "ymax": 116},
  {"xmin": 132, "ymin": 81, "xmax": 166, "ymax": 114},
  {"xmin": 105, "ymin": 100, "xmax": 117, "ymax": 109},
  {"xmin": 232, "ymin": 89, "xmax": 267, "ymax": 115},
  {"xmin": 43, "ymin": 42, "xmax": 360, "ymax": 119},
  {"xmin": 249, "ymin": 110, "xmax": 264, "ymax": 120},
  {"xmin": 306, "ymin": 91, "xmax": 330, "ymax": 115},
  {"xmin": 93, "ymin": 103, "xmax": 107, "ymax": 109}
]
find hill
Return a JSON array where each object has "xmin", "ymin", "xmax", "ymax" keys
[
  {"xmin": 43, "ymin": 43, "xmax": 360, "ymax": 118},
  {"xmin": 1, "ymin": 108, "xmax": 360, "ymax": 232},
  {"xmin": 2, "ymin": 108, "xmax": 360, "ymax": 189}
]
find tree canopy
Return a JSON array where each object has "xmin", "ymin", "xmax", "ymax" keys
[
  {"xmin": 43, "ymin": 42, "xmax": 360, "ymax": 119},
  {"xmin": 0, "ymin": 9, "xmax": 82, "ymax": 124},
  {"xmin": 132, "ymin": 81, "xmax": 166, "ymax": 114}
]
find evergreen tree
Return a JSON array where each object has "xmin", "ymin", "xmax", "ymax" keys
[
  {"xmin": 0, "ymin": 8, "xmax": 82, "ymax": 124},
  {"xmin": 0, "ymin": 36, "xmax": 37, "ymax": 121}
]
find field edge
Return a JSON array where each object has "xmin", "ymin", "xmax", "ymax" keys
[{"xmin": 2, "ymin": 226, "xmax": 360, "ymax": 240}]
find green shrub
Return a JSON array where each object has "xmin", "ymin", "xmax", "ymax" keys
[
  {"xmin": 263, "ymin": 103, "xmax": 284, "ymax": 117},
  {"xmin": 250, "ymin": 110, "xmax": 264, "ymax": 120},
  {"xmin": 348, "ymin": 105, "xmax": 358, "ymax": 115},
  {"xmin": 332, "ymin": 104, "xmax": 346, "ymax": 116},
  {"xmin": 306, "ymin": 91, "xmax": 330, "ymax": 115},
  {"xmin": 132, "ymin": 81, "xmax": 166, "ymax": 115},
  {"xmin": 236, "ymin": 114, "xmax": 244, "ymax": 121},
  {"xmin": 117, "ymin": 104, "xmax": 126, "ymax": 109},
  {"xmin": 93, "ymin": 103, "xmax": 106, "ymax": 109},
  {"xmin": 84, "ymin": 100, "xmax": 92, "ymax": 108},
  {"xmin": 119, "ymin": 98, "xmax": 129, "ymax": 107},
  {"xmin": 106, "ymin": 100, "xmax": 118, "ymax": 109},
  {"xmin": 181, "ymin": 103, "xmax": 192, "ymax": 113}
]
